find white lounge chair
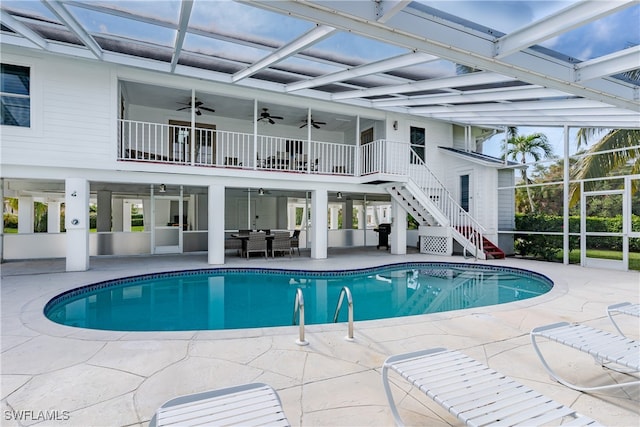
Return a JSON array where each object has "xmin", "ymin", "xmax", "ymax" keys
[
  {"xmin": 382, "ymin": 348, "xmax": 602, "ymax": 427},
  {"xmin": 607, "ymin": 302, "xmax": 639, "ymax": 338},
  {"xmin": 531, "ymin": 322, "xmax": 640, "ymax": 391},
  {"xmin": 150, "ymin": 382, "xmax": 290, "ymax": 427}
]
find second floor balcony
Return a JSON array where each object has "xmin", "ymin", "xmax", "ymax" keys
[{"xmin": 118, "ymin": 119, "xmax": 413, "ymax": 180}]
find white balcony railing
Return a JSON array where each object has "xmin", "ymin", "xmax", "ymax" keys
[{"xmin": 118, "ymin": 119, "xmax": 360, "ymax": 175}]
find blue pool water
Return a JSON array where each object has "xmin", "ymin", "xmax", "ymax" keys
[{"xmin": 44, "ymin": 263, "xmax": 552, "ymax": 331}]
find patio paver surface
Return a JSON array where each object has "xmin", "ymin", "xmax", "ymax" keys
[{"xmin": 1, "ymin": 249, "xmax": 639, "ymax": 426}]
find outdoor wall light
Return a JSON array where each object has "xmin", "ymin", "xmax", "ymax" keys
[
  {"xmin": 393, "ymin": 120, "xmax": 398, "ymax": 130},
  {"xmin": 159, "ymin": 184, "xmax": 166, "ymax": 193},
  {"xmin": 337, "ymin": 192, "xmax": 343, "ymax": 199},
  {"xmin": 71, "ymin": 191, "xmax": 77, "ymax": 197},
  {"xmin": 258, "ymin": 188, "xmax": 265, "ymax": 196},
  {"xmin": 71, "ymin": 219, "xmax": 79, "ymax": 225}
]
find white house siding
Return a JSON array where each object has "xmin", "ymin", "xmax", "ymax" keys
[
  {"xmin": 441, "ymin": 156, "xmax": 498, "ymax": 234},
  {"xmin": 425, "ymin": 121, "xmax": 454, "ymax": 185},
  {"xmin": 1, "ymin": 48, "xmax": 508, "ymax": 263},
  {"xmin": 2, "ymin": 49, "xmax": 114, "ymax": 169},
  {"xmin": 497, "ymin": 169, "xmax": 516, "ymax": 255}
]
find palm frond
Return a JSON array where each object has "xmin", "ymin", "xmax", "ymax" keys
[{"xmin": 569, "ymin": 129, "xmax": 640, "ymax": 205}]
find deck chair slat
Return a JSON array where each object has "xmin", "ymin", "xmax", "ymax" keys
[
  {"xmin": 531, "ymin": 322, "xmax": 639, "ymax": 391},
  {"xmin": 482, "ymin": 402, "xmax": 575, "ymax": 426},
  {"xmin": 446, "ymin": 382, "xmax": 527, "ymax": 408},
  {"xmin": 382, "ymin": 348, "xmax": 602, "ymax": 426},
  {"xmin": 151, "ymin": 383, "xmax": 289, "ymax": 427},
  {"xmin": 158, "ymin": 389, "xmax": 281, "ymax": 423},
  {"xmin": 432, "ymin": 373, "xmax": 514, "ymax": 403},
  {"xmin": 458, "ymin": 388, "xmax": 541, "ymax": 417}
]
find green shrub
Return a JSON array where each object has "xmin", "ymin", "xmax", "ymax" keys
[
  {"xmin": 515, "ymin": 213, "xmax": 640, "ymax": 258},
  {"xmin": 3, "ymin": 213, "xmax": 18, "ymax": 229}
]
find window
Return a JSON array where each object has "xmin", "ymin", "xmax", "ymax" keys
[
  {"xmin": 410, "ymin": 126, "xmax": 425, "ymax": 163},
  {"xmin": 1, "ymin": 64, "xmax": 30, "ymax": 127},
  {"xmin": 460, "ymin": 174, "xmax": 470, "ymax": 212}
]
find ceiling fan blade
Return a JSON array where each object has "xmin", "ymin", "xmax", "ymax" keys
[
  {"xmin": 315, "ymin": 121, "xmax": 326, "ymax": 125},
  {"xmin": 269, "ymin": 118, "xmax": 275, "ymax": 124},
  {"xmin": 271, "ymin": 116, "xmax": 283, "ymax": 120},
  {"xmin": 177, "ymin": 106, "xmax": 190, "ymax": 111},
  {"xmin": 194, "ymin": 101, "xmax": 204, "ymax": 107},
  {"xmin": 200, "ymin": 107, "xmax": 216, "ymax": 113},
  {"xmin": 299, "ymin": 123, "xmax": 307, "ymax": 128},
  {"xmin": 313, "ymin": 123, "xmax": 320, "ymax": 129}
]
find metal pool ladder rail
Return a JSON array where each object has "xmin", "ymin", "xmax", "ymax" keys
[
  {"xmin": 292, "ymin": 288, "xmax": 309, "ymax": 346},
  {"xmin": 333, "ymin": 286, "xmax": 354, "ymax": 341}
]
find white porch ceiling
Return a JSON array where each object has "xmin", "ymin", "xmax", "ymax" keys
[{"xmin": 1, "ymin": 0, "xmax": 638, "ymax": 128}]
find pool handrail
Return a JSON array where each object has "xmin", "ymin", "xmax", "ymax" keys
[
  {"xmin": 333, "ymin": 286, "xmax": 354, "ymax": 341},
  {"xmin": 292, "ymin": 288, "xmax": 309, "ymax": 346}
]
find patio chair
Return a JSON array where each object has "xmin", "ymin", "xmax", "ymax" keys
[
  {"xmin": 290, "ymin": 230, "xmax": 300, "ymax": 255},
  {"xmin": 607, "ymin": 302, "xmax": 639, "ymax": 338},
  {"xmin": 271, "ymin": 231, "xmax": 292, "ymax": 258},
  {"xmin": 382, "ymin": 348, "xmax": 602, "ymax": 427},
  {"xmin": 245, "ymin": 231, "xmax": 268, "ymax": 259},
  {"xmin": 224, "ymin": 237, "xmax": 243, "ymax": 256},
  {"xmin": 149, "ymin": 382, "xmax": 290, "ymax": 427},
  {"xmin": 530, "ymin": 321, "xmax": 640, "ymax": 391}
]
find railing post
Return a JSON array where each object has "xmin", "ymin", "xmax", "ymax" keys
[
  {"xmin": 333, "ymin": 286, "xmax": 354, "ymax": 341},
  {"xmin": 292, "ymin": 288, "xmax": 309, "ymax": 346}
]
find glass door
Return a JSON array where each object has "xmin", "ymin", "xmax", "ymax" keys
[
  {"xmin": 153, "ymin": 189, "xmax": 183, "ymax": 254},
  {"xmin": 581, "ymin": 189, "xmax": 625, "ymax": 270}
]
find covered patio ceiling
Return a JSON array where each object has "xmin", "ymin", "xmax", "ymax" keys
[{"xmin": 1, "ymin": 0, "xmax": 638, "ymax": 129}]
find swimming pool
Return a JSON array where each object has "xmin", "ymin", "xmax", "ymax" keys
[{"xmin": 44, "ymin": 263, "xmax": 552, "ymax": 331}]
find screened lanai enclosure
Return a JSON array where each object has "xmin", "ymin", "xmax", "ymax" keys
[{"xmin": 1, "ymin": 0, "xmax": 638, "ymax": 269}]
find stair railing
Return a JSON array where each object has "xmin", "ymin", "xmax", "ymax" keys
[
  {"xmin": 292, "ymin": 288, "xmax": 309, "ymax": 346},
  {"xmin": 332, "ymin": 286, "xmax": 354, "ymax": 341},
  {"xmin": 405, "ymin": 149, "xmax": 486, "ymax": 256}
]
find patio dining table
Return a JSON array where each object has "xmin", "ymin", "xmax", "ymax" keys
[{"xmin": 230, "ymin": 233, "xmax": 275, "ymax": 257}]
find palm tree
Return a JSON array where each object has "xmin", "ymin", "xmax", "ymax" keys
[
  {"xmin": 569, "ymin": 128, "xmax": 640, "ymax": 206},
  {"xmin": 567, "ymin": 61, "xmax": 639, "ymax": 206},
  {"xmin": 502, "ymin": 131, "xmax": 554, "ymax": 213}
]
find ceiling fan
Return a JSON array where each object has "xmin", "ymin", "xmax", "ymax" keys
[
  {"xmin": 257, "ymin": 108, "xmax": 283, "ymax": 124},
  {"xmin": 300, "ymin": 116, "xmax": 326, "ymax": 129},
  {"xmin": 176, "ymin": 98, "xmax": 215, "ymax": 116}
]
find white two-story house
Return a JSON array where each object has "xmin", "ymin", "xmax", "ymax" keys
[{"xmin": 2, "ymin": 1, "xmax": 635, "ymax": 271}]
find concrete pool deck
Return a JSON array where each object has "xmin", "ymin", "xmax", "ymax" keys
[{"xmin": 1, "ymin": 249, "xmax": 639, "ymax": 426}]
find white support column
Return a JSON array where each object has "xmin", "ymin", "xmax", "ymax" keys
[
  {"xmin": 276, "ymin": 196, "xmax": 288, "ymax": 229},
  {"xmin": 356, "ymin": 203, "xmax": 365, "ymax": 229},
  {"xmin": 17, "ymin": 196, "xmax": 34, "ymax": 233},
  {"xmin": 391, "ymin": 198, "xmax": 407, "ymax": 255},
  {"xmin": 310, "ymin": 189, "xmax": 328, "ymax": 259},
  {"xmin": 123, "ymin": 201, "xmax": 132, "ymax": 232},
  {"xmin": 329, "ymin": 204, "xmax": 339, "ymax": 229},
  {"xmin": 96, "ymin": 190, "xmax": 112, "ymax": 232},
  {"xmin": 187, "ymin": 194, "xmax": 196, "ymax": 231},
  {"xmin": 344, "ymin": 199, "xmax": 354, "ymax": 229},
  {"xmin": 288, "ymin": 204, "xmax": 297, "ymax": 230},
  {"xmin": 563, "ymin": 125, "xmax": 570, "ymax": 265},
  {"xmin": 208, "ymin": 184, "xmax": 225, "ymax": 264},
  {"xmin": 112, "ymin": 198, "xmax": 124, "ymax": 232},
  {"xmin": 47, "ymin": 201, "xmax": 61, "ymax": 233},
  {"xmin": 65, "ymin": 178, "xmax": 90, "ymax": 271},
  {"xmin": 142, "ymin": 198, "xmax": 151, "ymax": 231}
]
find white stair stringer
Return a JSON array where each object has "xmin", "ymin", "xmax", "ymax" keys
[{"xmin": 384, "ymin": 152, "xmax": 488, "ymax": 259}]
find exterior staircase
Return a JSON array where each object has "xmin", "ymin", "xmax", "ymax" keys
[{"xmin": 385, "ymin": 149, "xmax": 504, "ymax": 260}]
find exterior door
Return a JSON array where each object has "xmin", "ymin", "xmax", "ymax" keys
[
  {"xmin": 169, "ymin": 120, "xmax": 216, "ymax": 164},
  {"xmin": 459, "ymin": 172, "xmax": 473, "ymax": 215},
  {"xmin": 581, "ymin": 189, "xmax": 626, "ymax": 270},
  {"xmin": 153, "ymin": 194, "xmax": 183, "ymax": 254},
  {"xmin": 360, "ymin": 127, "xmax": 375, "ymax": 174}
]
